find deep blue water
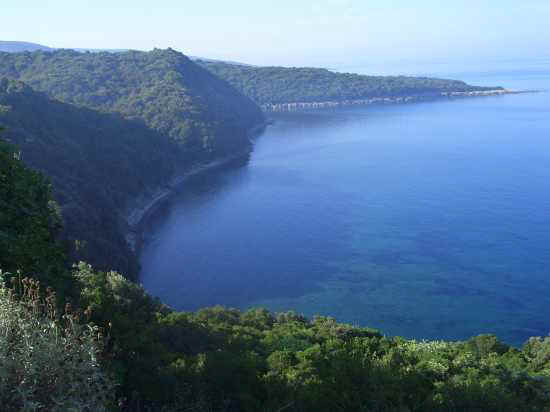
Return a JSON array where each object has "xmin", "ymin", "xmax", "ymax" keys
[{"xmin": 140, "ymin": 63, "xmax": 550, "ymax": 346}]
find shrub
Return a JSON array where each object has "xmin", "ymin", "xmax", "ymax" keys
[{"xmin": 0, "ymin": 272, "xmax": 115, "ymax": 411}]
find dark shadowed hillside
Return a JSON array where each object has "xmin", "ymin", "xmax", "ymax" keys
[
  {"xmin": 0, "ymin": 49, "xmax": 265, "ymax": 277},
  {"xmin": 0, "ymin": 49, "xmax": 265, "ymax": 160},
  {"xmin": 0, "ymin": 79, "xmax": 183, "ymax": 278}
]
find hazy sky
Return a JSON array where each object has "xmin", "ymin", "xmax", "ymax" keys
[{"xmin": 2, "ymin": 1, "xmax": 549, "ymax": 67}]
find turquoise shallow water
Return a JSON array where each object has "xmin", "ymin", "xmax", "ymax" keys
[{"xmin": 140, "ymin": 64, "xmax": 550, "ymax": 346}]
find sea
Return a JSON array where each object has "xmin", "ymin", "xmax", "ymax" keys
[{"xmin": 139, "ymin": 58, "xmax": 550, "ymax": 346}]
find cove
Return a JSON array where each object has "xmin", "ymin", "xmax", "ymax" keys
[{"xmin": 140, "ymin": 67, "xmax": 550, "ymax": 346}]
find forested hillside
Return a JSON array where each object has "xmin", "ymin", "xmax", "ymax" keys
[
  {"xmin": 0, "ymin": 41, "xmax": 53, "ymax": 53},
  {"xmin": 198, "ymin": 60, "xmax": 502, "ymax": 106},
  {"xmin": 0, "ymin": 49, "xmax": 266, "ymax": 277},
  {"xmin": 0, "ymin": 79, "xmax": 183, "ymax": 278},
  {"xmin": 0, "ymin": 49, "xmax": 264, "ymax": 159},
  {"xmin": 0, "ymin": 125, "xmax": 71, "ymax": 295}
]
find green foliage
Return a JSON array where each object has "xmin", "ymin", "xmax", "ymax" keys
[
  {"xmin": 0, "ymin": 49, "xmax": 264, "ymax": 158},
  {"xmin": 2, "ymin": 259, "xmax": 547, "ymax": 411},
  {"xmin": 75, "ymin": 262, "xmax": 171, "ymax": 401},
  {"xmin": 0, "ymin": 48, "xmax": 266, "ymax": 277},
  {"xmin": 0, "ymin": 132, "xmax": 71, "ymax": 294},
  {"xmin": 0, "ymin": 273, "xmax": 114, "ymax": 411},
  {"xmin": 71, "ymin": 262, "xmax": 550, "ymax": 411},
  {"xmin": 523, "ymin": 337, "xmax": 550, "ymax": 376},
  {"xmin": 198, "ymin": 60, "xmax": 502, "ymax": 105},
  {"xmin": 0, "ymin": 79, "xmax": 185, "ymax": 278}
]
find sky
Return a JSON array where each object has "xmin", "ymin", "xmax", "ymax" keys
[{"xmin": 2, "ymin": 1, "xmax": 549, "ymax": 68}]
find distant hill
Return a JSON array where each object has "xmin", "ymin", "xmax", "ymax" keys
[
  {"xmin": 0, "ymin": 41, "xmax": 53, "ymax": 52},
  {"xmin": 198, "ymin": 60, "xmax": 503, "ymax": 107},
  {"xmin": 0, "ymin": 40, "xmax": 129, "ymax": 53},
  {"xmin": 72, "ymin": 48, "xmax": 130, "ymax": 53},
  {"xmin": 0, "ymin": 49, "xmax": 264, "ymax": 160}
]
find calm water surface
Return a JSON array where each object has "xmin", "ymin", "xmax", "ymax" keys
[{"xmin": 140, "ymin": 64, "xmax": 550, "ymax": 346}]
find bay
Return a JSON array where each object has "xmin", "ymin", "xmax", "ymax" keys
[{"xmin": 140, "ymin": 62, "xmax": 550, "ymax": 346}]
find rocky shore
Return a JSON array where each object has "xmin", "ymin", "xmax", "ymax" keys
[
  {"xmin": 123, "ymin": 122, "xmax": 269, "ymax": 253},
  {"xmin": 260, "ymin": 89, "xmax": 532, "ymax": 112}
]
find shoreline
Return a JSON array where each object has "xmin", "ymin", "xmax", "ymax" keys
[
  {"xmin": 260, "ymin": 89, "xmax": 536, "ymax": 112},
  {"xmin": 124, "ymin": 121, "xmax": 269, "ymax": 254},
  {"xmin": 124, "ymin": 87, "xmax": 537, "ymax": 256}
]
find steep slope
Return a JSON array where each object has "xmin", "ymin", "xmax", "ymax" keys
[
  {"xmin": 198, "ymin": 60, "xmax": 503, "ymax": 107},
  {"xmin": 0, "ymin": 50, "xmax": 266, "ymax": 277},
  {"xmin": 0, "ymin": 49, "xmax": 265, "ymax": 160},
  {"xmin": 0, "ymin": 79, "xmax": 183, "ymax": 278}
]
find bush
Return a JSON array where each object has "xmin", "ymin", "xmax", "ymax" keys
[{"xmin": 0, "ymin": 272, "xmax": 115, "ymax": 411}]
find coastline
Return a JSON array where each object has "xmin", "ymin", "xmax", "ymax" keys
[
  {"xmin": 123, "ymin": 121, "xmax": 269, "ymax": 254},
  {"xmin": 260, "ymin": 89, "xmax": 535, "ymax": 112},
  {"xmin": 124, "ymin": 88, "xmax": 533, "ymax": 253}
]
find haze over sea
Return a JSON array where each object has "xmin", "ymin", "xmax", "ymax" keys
[{"xmin": 140, "ymin": 59, "xmax": 550, "ymax": 346}]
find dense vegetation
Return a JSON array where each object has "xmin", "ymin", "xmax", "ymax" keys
[
  {"xmin": 0, "ymin": 48, "xmax": 265, "ymax": 277},
  {"xmin": 0, "ymin": 275, "xmax": 114, "ymax": 410},
  {"xmin": 198, "ymin": 60, "xmax": 502, "ymax": 106},
  {"xmin": 0, "ymin": 49, "xmax": 264, "ymax": 159},
  {"xmin": 0, "ymin": 128, "xmax": 71, "ymax": 295},
  {"xmin": 2, "ymin": 127, "xmax": 550, "ymax": 411},
  {"xmin": 1, "ymin": 49, "xmax": 549, "ymax": 411},
  {"xmin": 0, "ymin": 79, "xmax": 185, "ymax": 278},
  {"xmin": 75, "ymin": 263, "xmax": 550, "ymax": 412}
]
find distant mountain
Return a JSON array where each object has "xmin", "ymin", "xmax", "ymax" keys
[
  {"xmin": 0, "ymin": 48, "xmax": 264, "ymax": 160},
  {"xmin": 0, "ymin": 41, "xmax": 53, "ymax": 52},
  {"xmin": 0, "ymin": 40, "xmax": 129, "ymax": 53},
  {"xmin": 190, "ymin": 56, "xmax": 253, "ymax": 66},
  {"xmin": 198, "ymin": 60, "xmax": 503, "ymax": 107},
  {"xmin": 72, "ymin": 48, "xmax": 130, "ymax": 53},
  {"xmin": 0, "ymin": 41, "xmax": 248, "ymax": 62}
]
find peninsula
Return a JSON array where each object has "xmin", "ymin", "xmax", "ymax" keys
[{"xmin": 197, "ymin": 60, "xmax": 518, "ymax": 112}]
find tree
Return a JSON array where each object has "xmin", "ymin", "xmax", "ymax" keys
[{"xmin": 0, "ymin": 131, "xmax": 71, "ymax": 296}]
